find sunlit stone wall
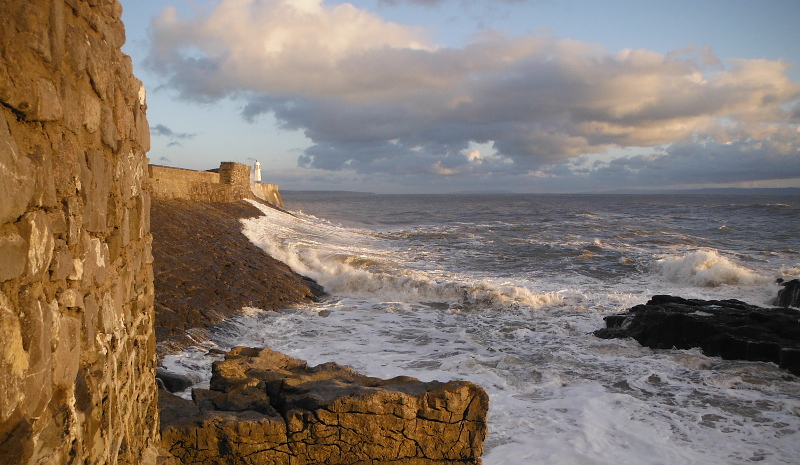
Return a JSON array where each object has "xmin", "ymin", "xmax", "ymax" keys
[{"xmin": 0, "ymin": 0, "xmax": 158, "ymax": 462}]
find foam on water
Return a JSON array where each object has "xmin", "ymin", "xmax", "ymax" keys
[
  {"xmin": 163, "ymin": 299, "xmax": 800, "ymax": 464},
  {"xmin": 241, "ymin": 205, "xmax": 562, "ymax": 309},
  {"xmin": 163, "ymin": 195, "xmax": 800, "ymax": 464}
]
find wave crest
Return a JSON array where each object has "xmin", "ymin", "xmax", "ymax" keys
[
  {"xmin": 242, "ymin": 203, "xmax": 559, "ymax": 310},
  {"xmin": 657, "ymin": 250, "xmax": 766, "ymax": 287}
]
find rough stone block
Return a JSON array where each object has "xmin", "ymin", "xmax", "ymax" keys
[
  {"xmin": 18, "ymin": 210, "xmax": 55, "ymax": 282},
  {"xmin": 65, "ymin": 24, "xmax": 88, "ymax": 74},
  {"xmin": 100, "ymin": 104, "xmax": 119, "ymax": 151},
  {"xmin": 0, "ymin": 223, "xmax": 28, "ymax": 282},
  {"xmin": 80, "ymin": 148, "xmax": 111, "ymax": 233},
  {"xmin": 0, "ymin": 292, "xmax": 29, "ymax": 423},
  {"xmin": 83, "ymin": 92, "xmax": 102, "ymax": 133},
  {"xmin": 0, "ymin": 113, "xmax": 36, "ymax": 225},
  {"xmin": 161, "ymin": 347, "xmax": 488, "ymax": 464},
  {"xmin": 52, "ymin": 314, "xmax": 81, "ymax": 388},
  {"xmin": 29, "ymin": 78, "xmax": 63, "ymax": 121}
]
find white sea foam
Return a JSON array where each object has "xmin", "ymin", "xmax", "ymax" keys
[
  {"xmin": 656, "ymin": 249, "xmax": 769, "ymax": 287},
  {"xmin": 241, "ymin": 202, "xmax": 561, "ymax": 310},
  {"xmin": 163, "ymin": 300, "xmax": 800, "ymax": 464}
]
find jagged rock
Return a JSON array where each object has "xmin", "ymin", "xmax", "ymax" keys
[
  {"xmin": 595, "ymin": 295, "xmax": 800, "ymax": 375},
  {"xmin": 160, "ymin": 347, "xmax": 489, "ymax": 464},
  {"xmin": 775, "ymin": 278, "xmax": 800, "ymax": 308}
]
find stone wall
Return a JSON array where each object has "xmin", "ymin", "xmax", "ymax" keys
[
  {"xmin": 218, "ymin": 161, "xmax": 250, "ymax": 186},
  {"xmin": 251, "ymin": 182, "xmax": 284, "ymax": 207},
  {"xmin": 149, "ymin": 165, "xmax": 221, "ymax": 184},
  {"xmin": 148, "ymin": 164, "xmax": 236, "ymax": 203},
  {"xmin": 149, "ymin": 163, "xmax": 284, "ymax": 207},
  {"xmin": 0, "ymin": 0, "xmax": 159, "ymax": 463}
]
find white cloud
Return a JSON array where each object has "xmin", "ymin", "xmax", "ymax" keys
[
  {"xmin": 148, "ymin": 0, "xmax": 430, "ymax": 99},
  {"xmin": 146, "ymin": 0, "xmax": 800, "ymax": 188}
]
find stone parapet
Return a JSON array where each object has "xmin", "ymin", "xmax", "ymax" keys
[
  {"xmin": 149, "ymin": 163, "xmax": 284, "ymax": 207},
  {"xmin": 0, "ymin": 0, "xmax": 159, "ymax": 463},
  {"xmin": 218, "ymin": 161, "xmax": 251, "ymax": 187},
  {"xmin": 149, "ymin": 164, "xmax": 220, "ymax": 184}
]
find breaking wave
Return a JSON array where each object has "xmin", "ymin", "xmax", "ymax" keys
[
  {"xmin": 657, "ymin": 249, "xmax": 768, "ymax": 287},
  {"xmin": 241, "ymin": 202, "xmax": 560, "ymax": 310}
]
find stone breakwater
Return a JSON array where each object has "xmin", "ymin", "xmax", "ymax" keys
[
  {"xmin": 150, "ymin": 199, "xmax": 324, "ymax": 356},
  {"xmin": 149, "ymin": 162, "xmax": 284, "ymax": 207},
  {"xmin": 160, "ymin": 347, "xmax": 489, "ymax": 465},
  {"xmin": 150, "ymin": 200, "xmax": 490, "ymax": 463},
  {"xmin": 0, "ymin": 0, "xmax": 158, "ymax": 463}
]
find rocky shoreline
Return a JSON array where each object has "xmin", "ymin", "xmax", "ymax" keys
[
  {"xmin": 160, "ymin": 347, "xmax": 489, "ymax": 464},
  {"xmin": 150, "ymin": 199, "xmax": 490, "ymax": 463}
]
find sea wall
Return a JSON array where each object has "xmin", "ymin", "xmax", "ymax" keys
[
  {"xmin": 251, "ymin": 182, "xmax": 284, "ymax": 207},
  {"xmin": 149, "ymin": 163, "xmax": 284, "ymax": 207},
  {"xmin": 0, "ymin": 0, "xmax": 159, "ymax": 463}
]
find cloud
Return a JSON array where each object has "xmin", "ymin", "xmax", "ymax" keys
[
  {"xmin": 378, "ymin": 0, "xmax": 530, "ymax": 5},
  {"xmin": 589, "ymin": 134, "xmax": 800, "ymax": 188},
  {"xmin": 151, "ymin": 123, "xmax": 196, "ymax": 148},
  {"xmin": 146, "ymin": 0, "xmax": 800, "ymax": 187},
  {"xmin": 151, "ymin": 123, "xmax": 196, "ymax": 140}
]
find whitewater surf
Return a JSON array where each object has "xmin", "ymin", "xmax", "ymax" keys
[{"xmin": 163, "ymin": 192, "xmax": 800, "ymax": 464}]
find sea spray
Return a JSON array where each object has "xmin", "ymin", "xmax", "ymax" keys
[
  {"xmin": 242, "ymin": 204, "xmax": 562, "ymax": 310},
  {"xmin": 657, "ymin": 249, "xmax": 769, "ymax": 287}
]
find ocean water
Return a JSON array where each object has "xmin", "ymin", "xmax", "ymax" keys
[{"xmin": 163, "ymin": 193, "xmax": 800, "ymax": 464}]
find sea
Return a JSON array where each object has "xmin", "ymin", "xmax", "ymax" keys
[{"xmin": 162, "ymin": 192, "xmax": 800, "ymax": 464}]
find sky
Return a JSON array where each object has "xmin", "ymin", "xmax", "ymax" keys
[{"xmin": 120, "ymin": 0, "xmax": 800, "ymax": 193}]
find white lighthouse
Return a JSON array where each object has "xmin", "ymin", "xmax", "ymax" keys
[{"xmin": 254, "ymin": 160, "xmax": 262, "ymax": 183}]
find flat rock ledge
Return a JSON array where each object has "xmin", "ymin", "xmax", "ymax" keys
[
  {"xmin": 595, "ymin": 295, "xmax": 800, "ymax": 376},
  {"xmin": 159, "ymin": 347, "xmax": 489, "ymax": 464}
]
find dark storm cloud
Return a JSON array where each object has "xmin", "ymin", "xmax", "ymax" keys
[
  {"xmin": 146, "ymin": 0, "xmax": 800, "ymax": 188},
  {"xmin": 151, "ymin": 124, "xmax": 196, "ymax": 140}
]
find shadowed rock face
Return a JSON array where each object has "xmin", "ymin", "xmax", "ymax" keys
[
  {"xmin": 160, "ymin": 347, "xmax": 489, "ymax": 464},
  {"xmin": 595, "ymin": 295, "xmax": 800, "ymax": 376},
  {"xmin": 776, "ymin": 279, "xmax": 800, "ymax": 308}
]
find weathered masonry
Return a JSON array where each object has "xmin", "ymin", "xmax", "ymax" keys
[
  {"xmin": 0, "ymin": 0, "xmax": 160, "ymax": 463},
  {"xmin": 148, "ymin": 162, "xmax": 284, "ymax": 207}
]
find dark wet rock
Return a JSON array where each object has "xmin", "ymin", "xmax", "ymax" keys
[
  {"xmin": 156, "ymin": 368, "xmax": 197, "ymax": 393},
  {"xmin": 595, "ymin": 295, "xmax": 800, "ymax": 376},
  {"xmin": 159, "ymin": 347, "xmax": 489, "ymax": 464},
  {"xmin": 775, "ymin": 278, "xmax": 800, "ymax": 308}
]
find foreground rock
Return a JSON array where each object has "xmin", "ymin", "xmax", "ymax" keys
[
  {"xmin": 160, "ymin": 347, "xmax": 489, "ymax": 464},
  {"xmin": 595, "ymin": 295, "xmax": 800, "ymax": 375}
]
